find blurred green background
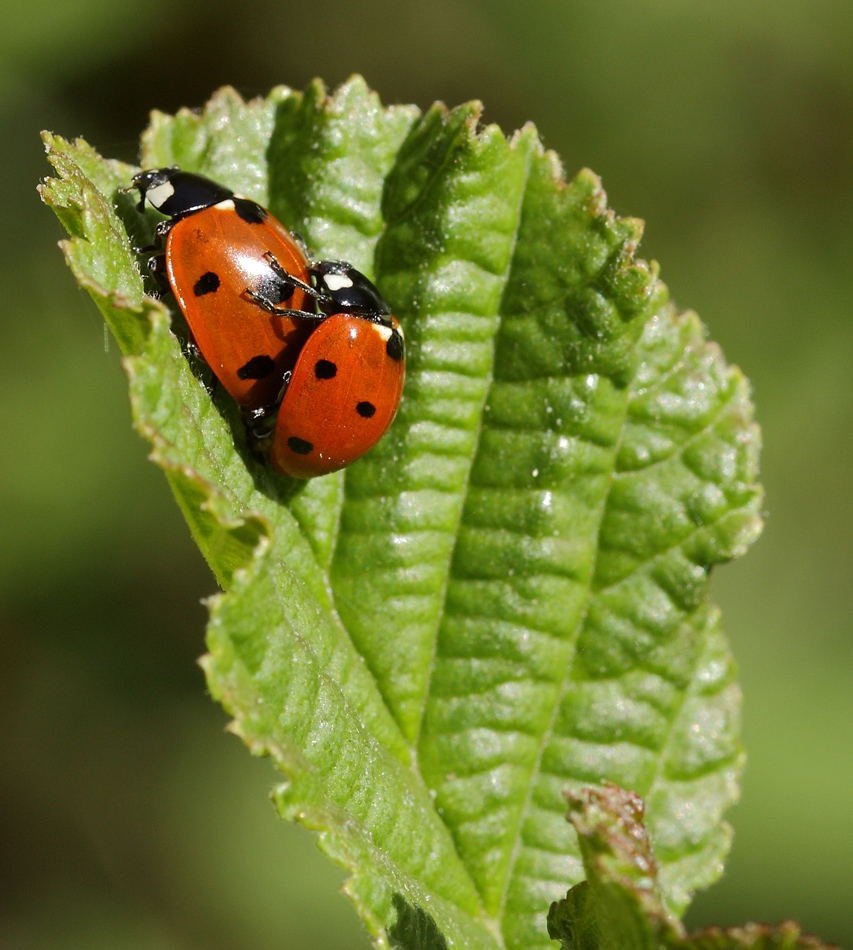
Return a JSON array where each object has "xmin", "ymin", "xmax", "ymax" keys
[{"xmin": 2, "ymin": 0, "xmax": 851, "ymax": 947}]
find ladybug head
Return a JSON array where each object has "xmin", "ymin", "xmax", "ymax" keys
[
  {"xmin": 131, "ymin": 167, "xmax": 233, "ymax": 219},
  {"xmin": 313, "ymin": 261, "xmax": 391, "ymax": 317}
]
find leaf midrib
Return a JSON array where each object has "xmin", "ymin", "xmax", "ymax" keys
[{"xmin": 329, "ymin": 117, "xmax": 529, "ymax": 764}]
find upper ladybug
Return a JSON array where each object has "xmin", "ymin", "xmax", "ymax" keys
[{"xmin": 132, "ymin": 167, "xmax": 315, "ymax": 417}]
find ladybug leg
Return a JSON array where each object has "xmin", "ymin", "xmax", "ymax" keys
[
  {"xmin": 244, "ymin": 398, "xmax": 280, "ymax": 432},
  {"xmin": 135, "ymin": 221, "xmax": 173, "ymax": 258},
  {"xmin": 243, "ymin": 291, "xmax": 326, "ymax": 320},
  {"xmin": 244, "ymin": 251, "xmax": 325, "ymax": 317},
  {"xmin": 153, "ymin": 219, "xmax": 174, "ymax": 241},
  {"xmin": 133, "ymin": 216, "xmax": 168, "ymax": 256},
  {"xmin": 185, "ymin": 334, "xmax": 204, "ymax": 363},
  {"xmin": 146, "ymin": 253, "xmax": 171, "ymax": 298},
  {"xmin": 242, "ymin": 404, "xmax": 279, "ymax": 463},
  {"xmin": 274, "ymin": 308, "xmax": 328, "ymax": 319},
  {"xmin": 245, "ymin": 251, "xmax": 330, "ymax": 318},
  {"xmin": 262, "ymin": 251, "xmax": 329, "ymax": 302},
  {"xmin": 244, "ymin": 284, "xmax": 326, "ymax": 320},
  {"xmin": 184, "ymin": 332, "xmax": 217, "ymax": 399},
  {"xmin": 289, "ymin": 231, "xmax": 311, "ymax": 256}
]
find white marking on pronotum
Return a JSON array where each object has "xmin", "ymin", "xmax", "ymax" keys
[
  {"xmin": 146, "ymin": 181, "xmax": 175, "ymax": 209},
  {"xmin": 372, "ymin": 323, "xmax": 393, "ymax": 342},
  {"xmin": 214, "ymin": 199, "xmax": 236, "ymax": 210},
  {"xmin": 323, "ymin": 273, "xmax": 354, "ymax": 292}
]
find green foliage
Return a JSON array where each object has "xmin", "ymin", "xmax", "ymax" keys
[
  {"xmin": 547, "ymin": 784, "xmax": 835, "ymax": 950},
  {"xmin": 40, "ymin": 77, "xmax": 762, "ymax": 950}
]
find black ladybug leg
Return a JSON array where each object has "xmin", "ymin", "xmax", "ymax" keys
[
  {"xmin": 289, "ymin": 231, "xmax": 310, "ymax": 256},
  {"xmin": 243, "ymin": 287, "xmax": 326, "ymax": 320},
  {"xmin": 184, "ymin": 332, "xmax": 217, "ymax": 398},
  {"xmin": 244, "ymin": 403, "xmax": 277, "ymax": 435},
  {"xmin": 244, "ymin": 251, "xmax": 317, "ymax": 315},
  {"xmin": 243, "ymin": 287, "xmax": 325, "ymax": 320},
  {"xmin": 134, "ymin": 219, "xmax": 172, "ymax": 258},
  {"xmin": 147, "ymin": 253, "xmax": 171, "ymax": 298},
  {"xmin": 275, "ymin": 370, "xmax": 293, "ymax": 402},
  {"xmin": 154, "ymin": 219, "xmax": 174, "ymax": 241},
  {"xmin": 245, "ymin": 250, "xmax": 331, "ymax": 318},
  {"xmin": 185, "ymin": 333, "xmax": 203, "ymax": 362},
  {"xmin": 242, "ymin": 404, "xmax": 279, "ymax": 464},
  {"xmin": 262, "ymin": 252, "xmax": 328, "ymax": 301}
]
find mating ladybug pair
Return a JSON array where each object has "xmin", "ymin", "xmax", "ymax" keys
[{"xmin": 131, "ymin": 167, "xmax": 405, "ymax": 479}]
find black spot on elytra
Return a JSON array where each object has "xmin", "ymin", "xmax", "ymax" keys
[
  {"xmin": 357, "ymin": 401, "xmax": 376, "ymax": 418},
  {"xmin": 315, "ymin": 359, "xmax": 337, "ymax": 379},
  {"xmin": 193, "ymin": 271, "xmax": 220, "ymax": 296},
  {"xmin": 237, "ymin": 355, "xmax": 276, "ymax": 380},
  {"xmin": 287, "ymin": 436, "xmax": 313, "ymax": 455},
  {"xmin": 233, "ymin": 198, "xmax": 268, "ymax": 224},
  {"xmin": 386, "ymin": 328, "xmax": 404, "ymax": 362}
]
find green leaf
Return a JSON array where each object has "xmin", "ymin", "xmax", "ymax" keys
[
  {"xmin": 40, "ymin": 76, "xmax": 762, "ymax": 950},
  {"xmin": 547, "ymin": 784, "xmax": 837, "ymax": 950}
]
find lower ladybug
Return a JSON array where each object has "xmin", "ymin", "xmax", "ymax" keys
[
  {"xmin": 265, "ymin": 261, "xmax": 406, "ymax": 479},
  {"xmin": 131, "ymin": 167, "xmax": 316, "ymax": 418}
]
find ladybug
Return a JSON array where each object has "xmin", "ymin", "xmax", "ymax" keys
[
  {"xmin": 131, "ymin": 167, "xmax": 317, "ymax": 418},
  {"xmin": 268, "ymin": 261, "xmax": 406, "ymax": 479}
]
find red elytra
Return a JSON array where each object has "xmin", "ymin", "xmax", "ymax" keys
[
  {"xmin": 165, "ymin": 204, "xmax": 314, "ymax": 412},
  {"xmin": 271, "ymin": 312, "xmax": 405, "ymax": 479}
]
